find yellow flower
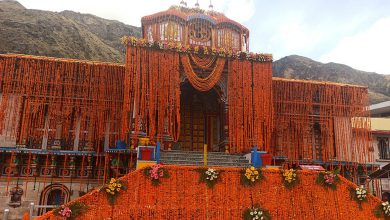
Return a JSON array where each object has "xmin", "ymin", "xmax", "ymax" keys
[
  {"xmin": 117, "ymin": 184, "xmax": 122, "ymax": 188},
  {"xmin": 246, "ymin": 168, "xmax": 251, "ymax": 173},
  {"xmin": 250, "ymin": 167, "xmax": 255, "ymax": 171},
  {"xmin": 110, "ymin": 191, "xmax": 115, "ymax": 195},
  {"xmin": 112, "ymin": 183, "xmax": 117, "ymax": 187},
  {"xmin": 254, "ymin": 171, "xmax": 259, "ymax": 175},
  {"xmin": 106, "ymin": 189, "xmax": 110, "ymax": 193},
  {"xmin": 110, "ymin": 178, "xmax": 115, "ymax": 183},
  {"xmin": 251, "ymin": 177, "xmax": 255, "ymax": 182}
]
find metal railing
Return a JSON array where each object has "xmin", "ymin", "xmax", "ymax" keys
[
  {"xmin": 29, "ymin": 202, "xmax": 59, "ymax": 220},
  {"xmin": 3, "ymin": 209, "xmax": 9, "ymax": 220}
]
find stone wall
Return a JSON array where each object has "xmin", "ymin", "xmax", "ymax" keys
[{"xmin": 0, "ymin": 179, "xmax": 99, "ymax": 220}]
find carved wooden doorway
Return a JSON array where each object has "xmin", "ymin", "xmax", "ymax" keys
[{"xmin": 178, "ymin": 83, "xmax": 221, "ymax": 151}]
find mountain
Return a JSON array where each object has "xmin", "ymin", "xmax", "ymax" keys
[
  {"xmin": 273, "ymin": 55, "xmax": 390, "ymax": 104},
  {"xmin": 1, "ymin": 1, "xmax": 389, "ymax": 104},
  {"xmin": 0, "ymin": 0, "xmax": 141, "ymax": 63}
]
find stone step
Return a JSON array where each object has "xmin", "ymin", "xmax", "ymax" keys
[
  {"xmin": 160, "ymin": 150, "xmax": 250, "ymax": 168},
  {"xmin": 161, "ymin": 150, "xmax": 244, "ymax": 156},
  {"xmin": 160, "ymin": 156, "xmax": 249, "ymax": 163},
  {"xmin": 160, "ymin": 160, "xmax": 249, "ymax": 168},
  {"xmin": 160, "ymin": 154, "xmax": 245, "ymax": 160},
  {"xmin": 161, "ymin": 152, "xmax": 244, "ymax": 158}
]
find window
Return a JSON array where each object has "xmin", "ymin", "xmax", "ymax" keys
[{"xmin": 378, "ymin": 137, "xmax": 390, "ymax": 160}]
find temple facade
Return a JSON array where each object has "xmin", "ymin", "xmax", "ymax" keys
[{"xmin": 0, "ymin": 5, "xmax": 375, "ymax": 219}]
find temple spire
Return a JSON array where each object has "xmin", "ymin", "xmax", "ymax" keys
[
  {"xmin": 209, "ymin": 0, "xmax": 214, "ymax": 10},
  {"xmin": 180, "ymin": 0, "xmax": 187, "ymax": 7},
  {"xmin": 195, "ymin": 0, "xmax": 200, "ymax": 8}
]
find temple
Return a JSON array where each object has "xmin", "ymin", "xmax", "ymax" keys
[{"xmin": 0, "ymin": 4, "xmax": 379, "ymax": 220}]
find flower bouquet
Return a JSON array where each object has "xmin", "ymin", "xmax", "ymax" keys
[
  {"xmin": 282, "ymin": 169, "xmax": 299, "ymax": 189},
  {"xmin": 349, "ymin": 185, "xmax": 367, "ymax": 209},
  {"xmin": 240, "ymin": 166, "xmax": 264, "ymax": 186},
  {"xmin": 374, "ymin": 201, "xmax": 390, "ymax": 219},
  {"xmin": 316, "ymin": 168, "xmax": 340, "ymax": 190},
  {"xmin": 100, "ymin": 178, "xmax": 127, "ymax": 205},
  {"xmin": 53, "ymin": 202, "xmax": 87, "ymax": 220},
  {"xmin": 143, "ymin": 164, "xmax": 170, "ymax": 186},
  {"xmin": 195, "ymin": 168, "xmax": 221, "ymax": 188},
  {"xmin": 243, "ymin": 205, "xmax": 271, "ymax": 220}
]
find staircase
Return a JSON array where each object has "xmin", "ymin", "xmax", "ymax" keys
[{"xmin": 160, "ymin": 150, "xmax": 250, "ymax": 168}]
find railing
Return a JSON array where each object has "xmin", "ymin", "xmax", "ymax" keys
[
  {"xmin": 29, "ymin": 202, "xmax": 59, "ymax": 220},
  {"xmin": 3, "ymin": 209, "xmax": 9, "ymax": 220}
]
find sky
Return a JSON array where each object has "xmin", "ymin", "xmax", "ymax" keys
[{"xmin": 16, "ymin": 0, "xmax": 390, "ymax": 75}]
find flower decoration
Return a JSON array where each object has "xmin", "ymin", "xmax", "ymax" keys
[
  {"xmin": 195, "ymin": 168, "xmax": 221, "ymax": 188},
  {"xmin": 349, "ymin": 185, "xmax": 367, "ymax": 209},
  {"xmin": 282, "ymin": 169, "xmax": 299, "ymax": 189},
  {"xmin": 243, "ymin": 205, "xmax": 271, "ymax": 220},
  {"xmin": 240, "ymin": 166, "xmax": 264, "ymax": 186},
  {"xmin": 316, "ymin": 169, "xmax": 340, "ymax": 190},
  {"xmin": 143, "ymin": 164, "xmax": 170, "ymax": 186},
  {"xmin": 101, "ymin": 178, "xmax": 127, "ymax": 205},
  {"xmin": 122, "ymin": 37, "xmax": 273, "ymax": 62},
  {"xmin": 374, "ymin": 201, "xmax": 390, "ymax": 219},
  {"xmin": 53, "ymin": 202, "xmax": 87, "ymax": 220}
]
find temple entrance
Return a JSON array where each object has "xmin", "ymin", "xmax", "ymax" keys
[{"xmin": 178, "ymin": 83, "xmax": 222, "ymax": 151}]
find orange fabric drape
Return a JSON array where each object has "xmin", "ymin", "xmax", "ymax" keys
[
  {"xmin": 228, "ymin": 60, "xmax": 273, "ymax": 153},
  {"xmin": 272, "ymin": 78, "xmax": 372, "ymax": 164}
]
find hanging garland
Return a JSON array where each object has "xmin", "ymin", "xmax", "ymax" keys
[
  {"xmin": 0, "ymin": 54, "xmax": 124, "ymax": 151},
  {"xmin": 122, "ymin": 36, "xmax": 273, "ymax": 62},
  {"xmin": 181, "ymin": 54, "xmax": 225, "ymax": 91},
  {"xmin": 122, "ymin": 47, "xmax": 181, "ymax": 142},
  {"xmin": 272, "ymin": 77, "xmax": 372, "ymax": 164},
  {"xmin": 189, "ymin": 53, "xmax": 217, "ymax": 69},
  {"xmin": 228, "ymin": 60, "xmax": 273, "ymax": 153}
]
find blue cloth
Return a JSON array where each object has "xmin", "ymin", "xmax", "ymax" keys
[
  {"xmin": 156, "ymin": 141, "xmax": 161, "ymax": 163},
  {"xmin": 116, "ymin": 140, "xmax": 126, "ymax": 149},
  {"xmin": 252, "ymin": 146, "xmax": 262, "ymax": 167}
]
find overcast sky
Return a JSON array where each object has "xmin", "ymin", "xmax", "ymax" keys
[{"xmin": 16, "ymin": 0, "xmax": 390, "ymax": 75}]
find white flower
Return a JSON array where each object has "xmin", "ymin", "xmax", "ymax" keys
[
  {"xmin": 250, "ymin": 212, "xmax": 254, "ymax": 216},
  {"xmin": 255, "ymin": 216, "xmax": 259, "ymax": 219},
  {"xmin": 260, "ymin": 217, "xmax": 264, "ymax": 220},
  {"xmin": 254, "ymin": 211, "xmax": 257, "ymax": 214}
]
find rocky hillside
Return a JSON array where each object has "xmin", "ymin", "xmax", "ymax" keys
[
  {"xmin": 0, "ymin": 0, "xmax": 141, "ymax": 63},
  {"xmin": 1, "ymin": 1, "xmax": 389, "ymax": 104},
  {"xmin": 273, "ymin": 55, "xmax": 390, "ymax": 104}
]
